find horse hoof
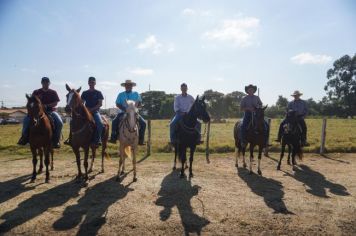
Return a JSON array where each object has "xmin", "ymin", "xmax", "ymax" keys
[
  {"xmin": 133, "ymin": 177, "xmax": 137, "ymax": 182},
  {"xmin": 37, "ymin": 170, "xmax": 43, "ymax": 174},
  {"xmin": 30, "ymin": 178, "xmax": 35, "ymax": 183},
  {"xmin": 258, "ymin": 170, "xmax": 262, "ymax": 176},
  {"xmin": 243, "ymin": 163, "xmax": 247, "ymax": 168},
  {"xmin": 292, "ymin": 166, "xmax": 297, "ymax": 171},
  {"xmin": 172, "ymin": 166, "xmax": 176, "ymax": 171},
  {"xmin": 287, "ymin": 161, "xmax": 291, "ymax": 166},
  {"xmin": 189, "ymin": 173, "xmax": 194, "ymax": 178},
  {"xmin": 120, "ymin": 171, "xmax": 125, "ymax": 176},
  {"xmin": 88, "ymin": 169, "xmax": 93, "ymax": 173},
  {"xmin": 45, "ymin": 179, "xmax": 50, "ymax": 183},
  {"xmin": 235, "ymin": 163, "xmax": 238, "ymax": 168},
  {"xmin": 50, "ymin": 167, "xmax": 54, "ymax": 171},
  {"xmin": 101, "ymin": 169, "xmax": 105, "ymax": 173},
  {"xmin": 277, "ymin": 165, "xmax": 281, "ymax": 170},
  {"xmin": 180, "ymin": 173, "xmax": 185, "ymax": 178}
]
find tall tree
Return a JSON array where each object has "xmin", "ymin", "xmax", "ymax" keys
[{"xmin": 325, "ymin": 54, "xmax": 356, "ymax": 117}]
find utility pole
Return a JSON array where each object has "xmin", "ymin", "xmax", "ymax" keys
[
  {"xmin": 0, "ymin": 101, "xmax": 4, "ymax": 109},
  {"xmin": 149, "ymin": 84, "xmax": 151, "ymax": 91}
]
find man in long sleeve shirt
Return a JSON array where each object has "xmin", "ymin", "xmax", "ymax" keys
[
  {"xmin": 170, "ymin": 83, "xmax": 201, "ymax": 144},
  {"xmin": 276, "ymin": 90, "xmax": 309, "ymax": 146}
]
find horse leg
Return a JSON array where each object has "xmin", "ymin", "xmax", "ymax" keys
[
  {"xmin": 38, "ymin": 148, "xmax": 43, "ymax": 174},
  {"xmin": 101, "ymin": 141, "xmax": 106, "ymax": 173},
  {"xmin": 74, "ymin": 148, "xmax": 82, "ymax": 180},
  {"xmin": 117, "ymin": 144, "xmax": 124, "ymax": 181},
  {"xmin": 83, "ymin": 147, "xmax": 89, "ymax": 181},
  {"xmin": 44, "ymin": 147, "xmax": 50, "ymax": 183},
  {"xmin": 277, "ymin": 143, "xmax": 286, "ymax": 170},
  {"xmin": 287, "ymin": 144, "xmax": 292, "ymax": 165},
  {"xmin": 242, "ymin": 146, "xmax": 247, "ymax": 168},
  {"xmin": 88, "ymin": 145, "xmax": 95, "ymax": 173},
  {"xmin": 173, "ymin": 144, "xmax": 177, "ymax": 170},
  {"xmin": 189, "ymin": 146, "xmax": 196, "ymax": 178},
  {"xmin": 31, "ymin": 147, "xmax": 38, "ymax": 182},
  {"xmin": 257, "ymin": 145, "xmax": 263, "ymax": 176},
  {"xmin": 249, "ymin": 144, "xmax": 254, "ymax": 174},
  {"xmin": 50, "ymin": 148, "xmax": 54, "ymax": 171},
  {"xmin": 180, "ymin": 146, "xmax": 186, "ymax": 178},
  {"xmin": 132, "ymin": 147, "xmax": 137, "ymax": 182}
]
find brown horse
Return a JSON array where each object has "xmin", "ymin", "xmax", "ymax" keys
[
  {"xmin": 234, "ymin": 106, "xmax": 267, "ymax": 175},
  {"xmin": 26, "ymin": 94, "xmax": 54, "ymax": 183},
  {"xmin": 65, "ymin": 84, "xmax": 109, "ymax": 181}
]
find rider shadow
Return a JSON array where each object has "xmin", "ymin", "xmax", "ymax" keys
[
  {"xmin": 155, "ymin": 171, "xmax": 210, "ymax": 236},
  {"xmin": 0, "ymin": 174, "xmax": 33, "ymax": 205},
  {"xmin": 53, "ymin": 177, "xmax": 133, "ymax": 236},
  {"xmin": 320, "ymin": 154, "xmax": 350, "ymax": 164},
  {"xmin": 285, "ymin": 164, "xmax": 349, "ymax": 198},
  {"xmin": 237, "ymin": 168, "xmax": 293, "ymax": 214},
  {"xmin": 0, "ymin": 180, "xmax": 83, "ymax": 233}
]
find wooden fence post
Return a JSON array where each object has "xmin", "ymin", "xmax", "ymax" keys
[
  {"xmin": 205, "ymin": 122, "xmax": 211, "ymax": 164},
  {"xmin": 264, "ymin": 118, "xmax": 271, "ymax": 157},
  {"xmin": 146, "ymin": 120, "xmax": 151, "ymax": 156},
  {"xmin": 320, "ymin": 118, "xmax": 327, "ymax": 154}
]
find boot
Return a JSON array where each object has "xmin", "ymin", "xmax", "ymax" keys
[{"xmin": 17, "ymin": 135, "xmax": 29, "ymax": 145}]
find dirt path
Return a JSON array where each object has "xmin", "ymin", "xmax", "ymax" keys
[{"xmin": 0, "ymin": 153, "xmax": 355, "ymax": 235}]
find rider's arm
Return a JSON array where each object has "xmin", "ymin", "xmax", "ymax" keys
[
  {"xmin": 89, "ymin": 99, "xmax": 103, "ymax": 112},
  {"xmin": 117, "ymin": 103, "xmax": 126, "ymax": 111}
]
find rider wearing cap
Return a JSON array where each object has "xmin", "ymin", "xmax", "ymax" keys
[
  {"xmin": 276, "ymin": 90, "xmax": 309, "ymax": 146},
  {"xmin": 17, "ymin": 77, "xmax": 63, "ymax": 148},
  {"xmin": 109, "ymin": 79, "xmax": 146, "ymax": 145},
  {"xmin": 240, "ymin": 84, "xmax": 268, "ymax": 147}
]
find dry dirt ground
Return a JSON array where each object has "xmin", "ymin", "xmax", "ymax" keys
[{"xmin": 0, "ymin": 152, "xmax": 355, "ymax": 236}]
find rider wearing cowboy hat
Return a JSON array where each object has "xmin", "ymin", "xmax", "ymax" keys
[
  {"xmin": 276, "ymin": 90, "xmax": 309, "ymax": 146},
  {"xmin": 240, "ymin": 84, "xmax": 269, "ymax": 147},
  {"xmin": 17, "ymin": 77, "xmax": 63, "ymax": 148},
  {"xmin": 109, "ymin": 79, "xmax": 146, "ymax": 145}
]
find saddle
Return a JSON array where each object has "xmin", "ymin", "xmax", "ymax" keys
[{"xmin": 45, "ymin": 112, "xmax": 56, "ymax": 132}]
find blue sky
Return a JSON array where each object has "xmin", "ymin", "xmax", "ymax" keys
[{"xmin": 0, "ymin": 0, "xmax": 355, "ymax": 108}]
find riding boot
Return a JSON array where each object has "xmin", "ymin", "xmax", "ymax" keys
[
  {"xmin": 17, "ymin": 134, "xmax": 29, "ymax": 145},
  {"xmin": 109, "ymin": 133, "xmax": 117, "ymax": 144},
  {"xmin": 138, "ymin": 135, "xmax": 145, "ymax": 146},
  {"xmin": 275, "ymin": 124, "xmax": 283, "ymax": 142},
  {"xmin": 64, "ymin": 132, "xmax": 72, "ymax": 146}
]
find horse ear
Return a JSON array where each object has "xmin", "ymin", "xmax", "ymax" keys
[
  {"xmin": 65, "ymin": 84, "xmax": 71, "ymax": 92},
  {"xmin": 201, "ymin": 95, "xmax": 205, "ymax": 101},
  {"xmin": 263, "ymin": 105, "xmax": 268, "ymax": 110},
  {"xmin": 76, "ymin": 87, "xmax": 81, "ymax": 93},
  {"xmin": 26, "ymin": 94, "xmax": 30, "ymax": 100},
  {"xmin": 196, "ymin": 95, "xmax": 199, "ymax": 101}
]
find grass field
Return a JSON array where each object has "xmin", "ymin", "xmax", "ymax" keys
[{"xmin": 0, "ymin": 118, "xmax": 355, "ymax": 157}]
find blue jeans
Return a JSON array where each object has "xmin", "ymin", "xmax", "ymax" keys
[
  {"xmin": 92, "ymin": 111, "xmax": 104, "ymax": 143},
  {"xmin": 111, "ymin": 112, "xmax": 146, "ymax": 142},
  {"xmin": 169, "ymin": 114, "xmax": 201, "ymax": 143},
  {"xmin": 240, "ymin": 111, "xmax": 268, "ymax": 145},
  {"xmin": 22, "ymin": 111, "xmax": 63, "ymax": 143}
]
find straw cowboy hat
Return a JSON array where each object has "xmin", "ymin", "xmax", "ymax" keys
[
  {"xmin": 245, "ymin": 84, "xmax": 257, "ymax": 94},
  {"xmin": 291, "ymin": 90, "xmax": 303, "ymax": 96},
  {"xmin": 121, "ymin": 79, "xmax": 137, "ymax": 87}
]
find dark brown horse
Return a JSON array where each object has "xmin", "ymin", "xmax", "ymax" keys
[
  {"xmin": 65, "ymin": 84, "xmax": 109, "ymax": 181},
  {"xmin": 234, "ymin": 106, "xmax": 267, "ymax": 175},
  {"xmin": 26, "ymin": 94, "xmax": 53, "ymax": 183}
]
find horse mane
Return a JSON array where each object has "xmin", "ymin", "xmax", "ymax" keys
[
  {"xmin": 73, "ymin": 91, "xmax": 94, "ymax": 123},
  {"xmin": 27, "ymin": 95, "xmax": 45, "ymax": 116}
]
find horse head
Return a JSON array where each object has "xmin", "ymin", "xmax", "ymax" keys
[
  {"xmin": 65, "ymin": 84, "xmax": 82, "ymax": 113},
  {"xmin": 192, "ymin": 95, "xmax": 210, "ymax": 123},
  {"xmin": 124, "ymin": 100, "xmax": 139, "ymax": 132},
  {"xmin": 26, "ymin": 94, "xmax": 44, "ymax": 126}
]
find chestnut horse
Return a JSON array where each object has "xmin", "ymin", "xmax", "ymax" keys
[
  {"xmin": 234, "ymin": 106, "xmax": 267, "ymax": 175},
  {"xmin": 26, "ymin": 94, "xmax": 53, "ymax": 183},
  {"xmin": 65, "ymin": 84, "xmax": 109, "ymax": 181}
]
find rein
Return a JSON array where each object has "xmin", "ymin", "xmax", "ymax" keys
[{"xmin": 72, "ymin": 122, "xmax": 91, "ymax": 136}]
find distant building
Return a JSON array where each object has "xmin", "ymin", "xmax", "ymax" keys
[{"xmin": 0, "ymin": 109, "xmax": 27, "ymax": 122}]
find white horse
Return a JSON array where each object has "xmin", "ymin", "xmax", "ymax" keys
[{"xmin": 117, "ymin": 100, "xmax": 139, "ymax": 182}]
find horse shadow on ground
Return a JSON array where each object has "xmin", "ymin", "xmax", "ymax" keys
[
  {"xmin": 320, "ymin": 154, "xmax": 350, "ymax": 164},
  {"xmin": 0, "ymin": 179, "xmax": 83, "ymax": 233},
  {"xmin": 53, "ymin": 176, "xmax": 133, "ymax": 236},
  {"xmin": 155, "ymin": 171, "xmax": 210, "ymax": 236},
  {"xmin": 284, "ymin": 164, "xmax": 350, "ymax": 198},
  {"xmin": 0, "ymin": 174, "xmax": 34, "ymax": 205},
  {"xmin": 237, "ymin": 167, "xmax": 293, "ymax": 214}
]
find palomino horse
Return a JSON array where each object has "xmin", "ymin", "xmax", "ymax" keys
[
  {"xmin": 117, "ymin": 100, "xmax": 139, "ymax": 182},
  {"xmin": 277, "ymin": 110, "xmax": 303, "ymax": 171},
  {"xmin": 174, "ymin": 96, "xmax": 210, "ymax": 178},
  {"xmin": 234, "ymin": 106, "xmax": 267, "ymax": 175},
  {"xmin": 26, "ymin": 94, "xmax": 54, "ymax": 183},
  {"xmin": 65, "ymin": 84, "xmax": 109, "ymax": 181}
]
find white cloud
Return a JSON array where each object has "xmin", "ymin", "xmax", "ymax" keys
[
  {"xmin": 129, "ymin": 68, "xmax": 154, "ymax": 76},
  {"xmin": 214, "ymin": 77, "xmax": 225, "ymax": 82},
  {"xmin": 291, "ymin": 52, "xmax": 333, "ymax": 65},
  {"xmin": 203, "ymin": 17, "xmax": 260, "ymax": 47},
  {"xmin": 182, "ymin": 8, "xmax": 196, "ymax": 16},
  {"xmin": 137, "ymin": 35, "xmax": 162, "ymax": 54},
  {"xmin": 137, "ymin": 35, "xmax": 175, "ymax": 54}
]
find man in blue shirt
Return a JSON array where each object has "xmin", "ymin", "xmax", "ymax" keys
[
  {"xmin": 109, "ymin": 80, "xmax": 146, "ymax": 145},
  {"xmin": 276, "ymin": 90, "xmax": 309, "ymax": 146}
]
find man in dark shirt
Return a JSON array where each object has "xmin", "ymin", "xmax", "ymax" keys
[
  {"xmin": 81, "ymin": 77, "xmax": 104, "ymax": 146},
  {"xmin": 18, "ymin": 77, "xmax": 63, "ymax": 148}
]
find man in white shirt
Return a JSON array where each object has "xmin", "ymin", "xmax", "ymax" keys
[{"xmin": 170, "ymin": 83, "xmax": 196, "ymax": 143}]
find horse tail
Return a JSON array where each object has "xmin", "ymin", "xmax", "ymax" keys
[{"xmin": 124, "ymin": 146, "xmax": 132, "ymax": 159}]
